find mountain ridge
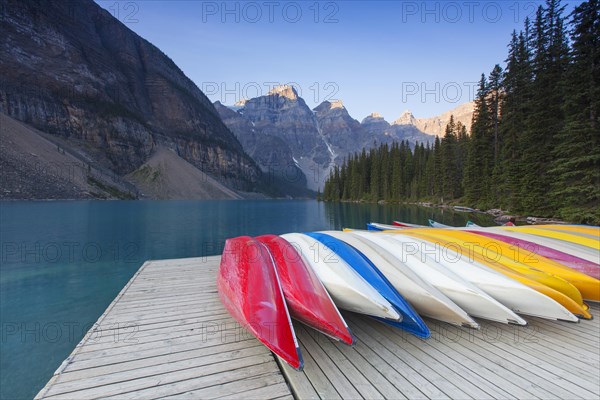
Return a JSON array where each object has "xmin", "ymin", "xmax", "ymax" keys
[{"xmin": 0, "ymin": 0, "xmax": 263, "ymax": 198}]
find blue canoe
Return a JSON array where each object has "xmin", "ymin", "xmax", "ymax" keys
[
  {"xmin": 304, "ymin": 232, "xmax": 430, "ymax": 338},
  {"xmin": 366, "ymin": 223, "xmax": 384, "ymax": 231}
]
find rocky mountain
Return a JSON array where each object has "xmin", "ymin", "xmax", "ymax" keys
[
  {"xmin": 214, "ymin": 101, "xmax": 308, "ymax": 195},
  {"xmin": 394, "ymin": 110, "xmax": 418, "ymax": 126},
  {"xmin": 412, "ymin": 102, "xmax": 474, "ymax": 137},
  {"xmin": 360, "ymin": 113, "xmax": 391, "ymax": 136},
  {"xmin": 313, "ymin": 100, "xmax": 362, "ymax": 163},
  {"xmin": 0, "ymin": 0, "xmax": 262, "ymax": 199},
  {"xmin": 217, "ymin": 86, "xmax": 331, "ymax": 190}
]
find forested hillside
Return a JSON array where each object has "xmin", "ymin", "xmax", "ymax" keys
[{"xmin": 322, "ymin": 0, "xmax": 599, "ymax": 224}]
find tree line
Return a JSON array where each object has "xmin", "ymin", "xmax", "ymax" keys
[{"xmin": 322, "ymin": 0, "xmax": 599, "ymax": 224}]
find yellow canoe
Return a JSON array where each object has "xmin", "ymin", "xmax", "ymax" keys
[
  {"xmin": 500, "ymin": 226, "xmax": 600, "ymax": 250},
  {"xmin": 399, "ymin": 231, "xmax": 587, "ymax": 320},
  {"xmin": 401, "ymin": 228, "xmax": 598, "ymax": 301},
  {"xmin": 384, "ymin": 229, "xmax": 591, "ymax": 319},
  {"xmin": 532, "ymin": 225, "xmax": 600, "ymax": 237}
]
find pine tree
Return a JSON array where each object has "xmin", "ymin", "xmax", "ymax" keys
[
  {"xmin": 441, "ymin": 116, "xmax": 460, "ymax": 199},
  {"xmin": 370, "ymin": 147, "xmax": 380, "ymax": 200},
  {"xmin": 433, "ymin": 136, "xmax": 443, "ymax": 200},
  {"xmin": 499, "ymin": 28, "xmax": 533, "ymax": 210},
  {"xmin": 549, "ymin": 0, "xmax": 600, "ymax": 223}
]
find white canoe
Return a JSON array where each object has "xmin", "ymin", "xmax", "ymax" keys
[
  {"xmin": 354, "ymin": 231, "xmax": 528, "ymax": 325},
  {"xmin": 321, "ymin": 230, "xmax": 479, "ymax": 328},
  {"xmin": 383, "ymin": 234, "xmax": 527, "ymax": 324},
  {"xmin": 280, "ymin": 233, "xmax": 401, "ymax": 320}
]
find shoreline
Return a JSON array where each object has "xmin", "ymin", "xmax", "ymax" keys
[{"xmin": 319, "ymin": 198, "xmax": 569, "ymax": 225}]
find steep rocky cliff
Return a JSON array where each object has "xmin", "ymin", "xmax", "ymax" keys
[
  {"xmin": 0, "ymin": 0, "xmax": 261, "ymax": 194},
  {"xmin": 313, "ymin": 100, "xmax": 363, "ymax": 163},
  {"xmin": 220, "ymin": 86, "xmax": 330, "ymax": 190},
  {"xmin": 214, "ymin": 101, "xmax": 308, "ymax": 195}
]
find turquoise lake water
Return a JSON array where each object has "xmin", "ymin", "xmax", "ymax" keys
[{"xmin": 0, "ymin": 200, "xmax": 495, "ymax": 399}]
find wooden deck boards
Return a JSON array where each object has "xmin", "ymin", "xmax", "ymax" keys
[
  {"xmin": 35, "ymin": 257, "xmax": 290, "ymax": 400},
  {"xmin": 37, "ymin": 256, "xmax": 600, "ymax": 399},
  {"xmin": 282, "ymin": 303, "xmax": 600, "ymax": 400}
]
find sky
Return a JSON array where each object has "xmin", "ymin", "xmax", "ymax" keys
[{"xmin": 95, "ymin": 0, "xmax": 577, "ymax": 120}]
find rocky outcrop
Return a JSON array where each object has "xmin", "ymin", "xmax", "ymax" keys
[
  {"xmin": 241, "ymin": 86, "xmax": 331, "ymax": 168},
  {"xmin": 0, "ymin": 0, "xmax": 262, "ymax": 193},
  {"xmin": 412, "ymin": 102, "xmax": 474, "ymax": 137},
  {"xmin": 394, "ymin": 110, "xmax": 418, "ymax": 126},
  {"xmin": 126, "ymin": 146, "xmax": 243, "ymax": 200},
  {"xmin": 361, "ymin": 113, "xmax": 391, "ymax": 137}
]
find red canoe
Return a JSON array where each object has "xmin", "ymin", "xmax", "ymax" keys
[
  {"xmin": 393, "ymin": 220, "xmax": 426, "ymax": 228},
  {"xmin": 217, "ymin": 236, "xmax": 303, "ymax": 370},
  {"xmin": 257, "ymin": 235, "xmax": 354, "ymax": 345}
]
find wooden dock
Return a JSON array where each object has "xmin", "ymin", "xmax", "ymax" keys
[{"xmin": 37, "ymin": 256, "xmax": 600, "ymax": 399}]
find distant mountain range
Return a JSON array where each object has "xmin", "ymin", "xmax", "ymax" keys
[
  {"xmin": 0, "ymin": 0, "xmax": 474, "ymax": 198},
  {"xmin": 216, "ymin": 86, "xmax": 473, "ymax": 190}
]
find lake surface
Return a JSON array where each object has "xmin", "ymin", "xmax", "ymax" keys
[{"xmin": 0, "ymin": 200, "xmax": 495, "ymax": 399}]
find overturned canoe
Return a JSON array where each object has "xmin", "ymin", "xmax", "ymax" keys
[
  {"xmin": 465, "ymin": 229, "xmax": 600, "ymax": 281},
  {"xmin": 484, "ymin": 228, "xmax": 600, "ymax": 264},
  {"xmin": 532, "ymin": 224, "xmax": 600, "ymax": 238},
  {"xmin": 217, "ymin": 236, "xmax": 303, "ymax": 370},
  {"xmin": 393, "ymin": 221, "xmax": 426, "ymax": 228},
  {"xmin": 352, "ymin": 231, "xmax": 480, "ymax": 328},
  {"xmin": 305, "ymin": 232, "xmax": 430, "ymax": 338},
  {"xmin": 368, "ymin": 222, "xmax": 403, "ymax": 231},
  {"xmin": 403, "ymin": 231, "xmax": 582, "ymax": 321},
  {"xmin": 501, "ymin": 226, "xmax": 600, "ymax": 251},
  {"xmin": 413, "ymin": 229, "xmax": 597, "ymax": 306},
  {"xmin": 383, "ymin": 233, "xmax": 527, "ymax": 325},
  {"xmin": 256, "ymin": 234, "xmax": 354, "ymax": 345}
]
